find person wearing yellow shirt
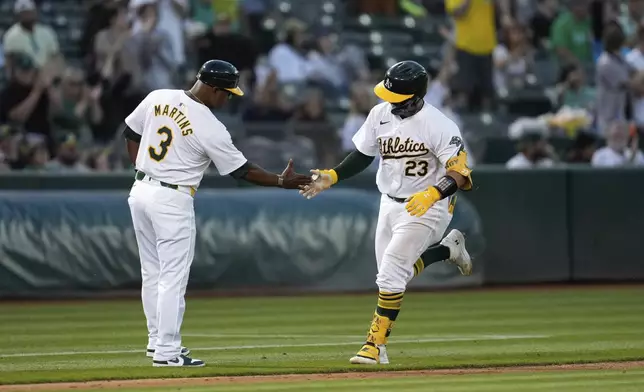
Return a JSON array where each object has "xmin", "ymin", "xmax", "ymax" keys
[{"xmin": 445, "ymin": 0, "xmax": 512, "ymax": 110}]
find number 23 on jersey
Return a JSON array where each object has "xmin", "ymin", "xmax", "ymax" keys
[
  {"xmin": 405, "ymin": 160, "xmax": 428, "ymax": 176},
  {"xmin": 148, "ymin": 125, "xmax": 193, "ymax": 162}
]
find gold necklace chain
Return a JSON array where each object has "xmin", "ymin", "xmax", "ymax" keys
[{"xmin": 186, "ymin": 90, "xmax": 205, "ymax": 106}]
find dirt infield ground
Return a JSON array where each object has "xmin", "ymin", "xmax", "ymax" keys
[{"xmin": 2, "ymin": 362, "xmax": 643, "ymax": 391}]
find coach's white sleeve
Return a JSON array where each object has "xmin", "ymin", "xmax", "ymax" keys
[
  {"xmin": 198, "ymin": 121, "xmax": 248, "ymax": 176},
  {"xmin": 352, "ymin": 109, "xmax": 378, "ymax": 156},
  {"xmin": 125, "ymin": 92, "xmax": 154, "ymax": 135}
]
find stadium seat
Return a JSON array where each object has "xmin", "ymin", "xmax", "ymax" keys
[
  {"xmin": 500, "ymin": 89, "xmax": 553, "ymax": 117},
  {"xmin": 279, "ymin": 82, "xmax": 307, "ymax": 102},
  {"xmin": 534, "ymin": 58, "xmax": 559, "ymax": 86},
  {"xmin": 372, "ymin": 31, "xmax": 414, "ymax": 47},
  {"xmin": 237, "ymin": 136, "xmax": 285, "ymax": 169},
  {"xmin": 328, "ymin": 110, "xmax": 348, "ymax": 129},
  {"xmin": 459, "ymin": 113, "xmax": 513, "ymax": 137},
  {"xmin": 244, "ymin": 122, "xmax": 288, "ymax": 141},
  {"xmin": 279, "ymin": 136, "xmax": 317, "ymax": 168},
  {"xmin": 341, "ymin": 30, "xmax": 371, "ymax": 47},
  {"xmin": 213, "ymin": 111, "xmax": 245, "ymax": 138},
  {"xmin": 275, "ymin": 0, "xmax": 343, "ymax": 27}
]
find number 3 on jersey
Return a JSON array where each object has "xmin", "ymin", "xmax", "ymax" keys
[
  {"xmin": 149, "ymin": 126, "xmax": 173, "ymax": 162},
  {"xmin": 405, "ymin": 160, "xmax": 428, "ymax": 176}
]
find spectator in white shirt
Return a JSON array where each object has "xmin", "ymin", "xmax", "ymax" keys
[
  {"xmin": 3, "ymin": 0, "xmax": 63, "ymax": 73},
  {"xmin": 591, "ymin": 121, "xmax": 644, "ymax": 167},
  {"xmin": 424, "ymin": 62, "xmax": 453, "ymax": 110},
  {"xmin": 307, "ymin": 29, "xmax": 347, "ymax": 95},
  {"xmin": 493, "ymin": 23, "xmax": 533, "ymax": 92},
  {"xmin": 130, "ymin": 3, "xmax": 176, "ymax": 93},
  {"xmin": 156, "ymin": 0, "xmax": 187, "ymax": 68},
  {"xmin": 268, "ymin": 19, "xmax": 311, "ymax": 83},
  {"xmin": 340, "ymin": 83, "xmax": 378, "ymax": 171},
  {"xmin": 341, "ymin": 83, "xmax": 372, "ymax": 152},
  {"xmin": 625, "ymin": 25, "xmax": 644, "ymax": 127},
  {"xmin": 130, "ymin": 0, "xmax": 187, "ymax": 68},
  {"xmin": 506, "ymin": 132, "xmax": 556, "ymax": 169}
]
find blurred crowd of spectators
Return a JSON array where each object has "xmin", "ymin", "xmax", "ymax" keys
[
  {"xmin": 439, "ymin": 0, "xmax": 644, "ymax": 169},
  {"xmin": 0, "ymin": 0, "xmax": 644, "ymax": 173}
]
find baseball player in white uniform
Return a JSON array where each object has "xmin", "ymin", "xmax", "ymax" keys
[
  {"xmin": 300, "ymin": 61, "xmax": 473, "ymax": 365},
  {"xmin": 123, "ymin": 60, "xmax": 311, "ymax": 367}
]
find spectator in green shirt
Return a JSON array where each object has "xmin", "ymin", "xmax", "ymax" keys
[{"xmin": 550, "ymin": 0, "xmax": 593, "ymax": 66}]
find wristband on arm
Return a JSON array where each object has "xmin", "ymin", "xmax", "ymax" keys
[{"xmin": 432, "ymin": 175, "xmax": 458, "ymax": 199}]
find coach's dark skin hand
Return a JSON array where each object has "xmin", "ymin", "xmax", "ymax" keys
[
  {"xmin": 280, "ymin": 159, "xmax": 312, "ymax": 189},
  {"xmin": 240, "ymin": 159, "xmax": 311, "ymax": 188}
]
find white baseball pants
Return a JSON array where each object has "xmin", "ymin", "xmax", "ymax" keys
[
  {"xmin": 374, "ymin": 194, "xmax": 452, "ymax": 293},
  {"xmin": 128, "ymin": 180, "xmax": 196, "ymax": 361}
]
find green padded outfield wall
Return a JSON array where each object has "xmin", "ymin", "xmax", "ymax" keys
[
  {"xmin": 0, "ymin": 167, "xmax": 643, "ymax": 298},
  {"xmin": 569, "ymin": 168, "xmax": 644, "ymax": 281},
  {"xmin": 0, "ymin": 188, "xmax": 483, "ymax": 298}
]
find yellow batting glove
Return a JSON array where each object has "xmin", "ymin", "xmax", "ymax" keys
[
  {"xmin": 405, "ymin": 187, "xmax": 441, "ymax": 217},
  {"xmin": 318, "ymin": 169, "xmax": 338, "ymax": 185},
  {"xmin": 299, "ymin": 169, "xmax": 337, "ymax": 199}
]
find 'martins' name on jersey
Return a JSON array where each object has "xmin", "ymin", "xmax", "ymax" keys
[
  {"xmin": 353, "ymin": 101, "xmax": 465, "ymax": 201},
  {"xmin": 153, "ymin": 104, "xmax": 194, "ymax": 136},
  {"xmin": 125, "ymin": 89, "xmax": 247, "ymax": 187}
]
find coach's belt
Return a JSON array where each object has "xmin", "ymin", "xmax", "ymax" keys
[
  {"xmin": 135, "ymin": 171, "xmax": 196, "ymax": 197},
  {"xmin": 387, "ymin": 195, "xmax": 407, "ymax": 203}
]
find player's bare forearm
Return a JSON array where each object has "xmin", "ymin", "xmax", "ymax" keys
[
  {"xmin": 122, "ymin": 124, "xmax": 141, "ymax": 167},
  {"xmin": 242, "ymin": 164, "xmax": 282, "ymax": 187},
  {"xmin": 446, "ymin": 171, "xmax": 468, "ymax": 189},
  {"xmin": 231, "ymin": 161, "xmax": 311, "ymax": 189},
  {"xmin": 126, "ymin": 139, "xmax": 139, "ymax": 166}
]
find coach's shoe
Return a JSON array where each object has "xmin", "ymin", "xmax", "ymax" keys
[
  {"xmin": 146, "ymin": 346, "xmax": 191, "ymax": 358},
  {"xmin": 153, "ymin": 354, "xmax": 205, "ymax": 367},
  {"xmin": 440, "ymin": 229, "xmax": 472, "ymax": 276},
  {"xmin": 349, "ymin": 343, "xmax": 380, "ymax": 365}
]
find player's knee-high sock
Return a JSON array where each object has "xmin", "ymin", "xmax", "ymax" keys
[
  {"xmin": 374, "ymin": 291, "xmax": 403, "ymax": 344},
  {"xmin": 354, "ymin": 291, "xmax": 403, "ymax": 361},
  {"xmin": 413, "ymin": 244, "xmax": 451, "ymax": 277}
]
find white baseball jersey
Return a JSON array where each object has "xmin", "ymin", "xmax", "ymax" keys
[
  {"xmin": 125, "ymin": 89, "xmax": 247, "ymax": 187},
  {"xmin": 352, "ymin": 101, "xmax": 466, "ymax": 199}
]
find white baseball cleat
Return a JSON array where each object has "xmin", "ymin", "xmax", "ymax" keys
[
  {"xmin": 349, "ymin": 355, "xmax": 378, "ymax": 365},
  {"xmin": 147, "ymin": 346, "xmax": 190, "ymax": 358},
  {"xmin": 349, "ymin": 343, "xmax": 379, "ymax": 364},
  {"xmin": 440, "ymin": 229, "xmax": 472, "ymax": 276},
  {"xmin": 349, "ymin": 344, "xmax": 389, "ymax": 365},
  {"xmin": 378, "ymin": 344, "xmax": 390, "ymax": 365},
  {"xmin": 153, "ymin": 354, "xmax": 205, "ymax": 367}
]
